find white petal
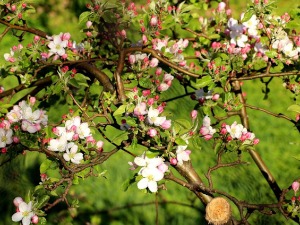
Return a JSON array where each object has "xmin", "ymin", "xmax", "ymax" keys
[
  {"xmin": 18, "ymin": 202, "xmax": 28, "ymax": 212},
  {"xmin": 63, "ymin": 153, "xmax": 71, "ymax": 162},
  {"xmin": 137, "ymin": 178, "xmax": 148, "ymax": 190},
  {"xmin": 148, "ymin": 180, "xmax": 158, "ymax": 192},
  {"xmin": 12, "ymin": 212, "xmax": 23, "ymax": 222},
  {"xmin": 22, "ymin": 214, "xmax": 33, "ymax": 225}
]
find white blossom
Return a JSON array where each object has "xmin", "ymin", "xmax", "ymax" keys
[{"xmin": 12, "ymin": 201, "xmax": 35, "ymax": 225}]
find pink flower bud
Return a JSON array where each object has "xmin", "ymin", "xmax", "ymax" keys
[
  {"xmin": 149, "ymin": 57, "xmax": 159, "ymax": 67},
  {"xmin": 190, "ymin": 110, "xmax": 198, "ymax": 120},
  {"xmin": 11, "ymin": 4, "xmax": 16, "ymax": 11},
  {"xmin": 34, "ymin": 35, "xmax": 40, "ymax": 42},
  {"xmin": 200, "ymin": 126, "xmax": 209, "ymax": 136},
  {"xmin": 96, "ymin": 140, "xmax": 104, "ymax": 150},
  {"xmin": 120, "ymin": 29, "xmax": 126, "ymax": 38},
  {"xmin": 13, "ymin": 136, "xmax": 20, "ymax": 143},
  {"xmin": 13, "ymin": 197, "xmax": 24, "ymax": 207},
  {"xmin": 212, "ymin": 94, "xmax": 220, "ymax": 101},
  {"xmin": 142, "ymin": 89, "xmax": 151, "ymax": 97},
  {"xmin": 31, "ymin": 215, "xmax": 39, "ymax": 224},
  {"xmin": 128, "ymin": 55, "xmax": 136, "ymax": 64},
  {"xmin": 226, "ymin": 9, "xmax": 232, "ymax": 16},
  {"xmin": 86, "ymin": 21, "xmax": 93, "ymax": 28},
  {"xmin": 253, "ymin": 138, "xmax": 260, "ymax": 145},
  {"xmin": 142, "ymin": 34, "xmax": 148, "ymax": 44},
  {"xmin": 204, "ymin": 134, "xmax": 213, "ymax": 140},
  {"xmin": 62, "ymin": 33, "xmax": 71, "ymax": 41},
  {"xmin": 29, "ymin": 97, "xmax": 36, "ymax": 105},
  {"xmin": 170, "ymin": 158, "xmax": 177, "ymax": 165},
  {"xmin": 86, "ymin": 136, "xmax": 95, "ymax": 144},
  {"xmin": 147, "ymin": 98, "xmax": 154, "ymax": 106},
  {"xmin": 72, "ymin": 133, "xmax": 79, "ymax": 141},
  {"xmin": 217, "ymin": 2, "xmax": 226, "ymax": 12},
  {"xmin": 147, "ymin": 128, "xmax": 157, "ymax": 137},
  {"xmin": 292, "ymin": 181, "xmax": 300, "ymax": 193},
  {"xmin": 150, "ymin": 15, "xmax": 158, "ymax": 26}
]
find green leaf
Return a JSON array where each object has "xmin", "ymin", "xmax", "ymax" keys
[
  {"xmin": 208, "ymin": 34, "xmax": 220, "ymax": 40},
  {"xmin": 175, "ymin": 138, "xmax": 187, "ymax": 146},
  {"xmin": 104, "ymin": 125, "xmax": 128, "ymax": 145},
  {"xmin": 174, "ymin": 119, "xmax": 192, "ymax": 129},
  {"xmin": 79, "ymin": 11, "xmax": 92, "ymax": 24},
  {"xmin": 122, "ymin": 176, "xmax": 136, "ymax": 192},
  {"xmin": 265, "ymin": 50, "xmax": 277, "ymax": 58},
  {"xmin": 35, "ymin": 195, "xmax": 50, "ymax": 209},
  {"xmin": 269, "ymin": 61, "xmax": 284, "ymax": 73},
  {"xmin": 241, "ymin": 10, "xmax": 254, "ymax": 22},
  {"xmin": 113, "ymin": 105, "xmax": 126, "ymax": 116},
  {"xmin": 40, "ymin": 159, "xmax": 52, "ymax": 173},
  {"xmin": 288, "ymin": 104, "xmax": 300, "ymax": 114},
  {"xmin": 193, "ymin": 76, "xmax": 213, "ymax": 89},
  {"xmin": 139, "ymin": 77, "xmax": 153, "ymax": 89}
]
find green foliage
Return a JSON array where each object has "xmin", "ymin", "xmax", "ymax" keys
[{"xmin": 1, "ymin": 0, "xmax": 300, "ymax": 225}]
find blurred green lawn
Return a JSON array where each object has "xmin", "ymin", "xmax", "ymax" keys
[{"xmin": 1, "ymin": 0, "xmax": 300, "ymax": 225}]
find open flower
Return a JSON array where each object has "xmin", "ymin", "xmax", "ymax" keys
[
  {"xmin": 147, "ymin": 106, "xmax": 166, "ymax": 126},
  {"xmin": 48, "ymin": 133, "xmax": 68, "ymax": 152},
  {"xmin": 137, "ymin": 167, "xmax": 164, "ymax": 192},
  {"xmin": 176, "ymin": 145, "xmax": 191, "ymax": 165},
  {"xmin": 63, "ymin": 143, "xmax": 83, "ymax": 164},
  {"xmin": 12, "ymin": 201, "xmax": 35, "ymax": 225},
  {"xmin": 0, "ymin": 128, "xmax": 13, "ymax": 148},
  {"xmin": 48, "ymin": 33, "xmax": 68, "ymax": 56},
  {"xmin": 226, "ymin": 122, "xmax": 246, "ymax": 139}
]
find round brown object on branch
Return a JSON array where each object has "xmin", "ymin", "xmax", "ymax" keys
[{"xmin": 205, "ymin": 197, "xmax": 231, "ymax": 225}]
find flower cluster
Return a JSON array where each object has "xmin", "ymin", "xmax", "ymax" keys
[
  {"xmin": 130, "ymin": 153, "xmax": 168, "ymax": 192},
  {"xmin": 0, "ymin": 99, "xmax": 48, "ymax": 152},
  {"xmin": 199, "ymin": 116, "xmax": 259, "ymax": 146},
  {"xmin": 133, "ymin": 98, "xmax": 171, "ymax": 132},
  {"xmin": 199, "ymin": 116, "xmax": 216, "ymax": 140},
  {"xmin": 12, "ymin": 197, "xmax": 38, "ymax": 225},
  {"xmin": 286, "ymin": 181, "xmax": 300, "ymax": 218},
  {"xmin": 152, "ymin": 38, "xmax": 189, "ymax": 67},
  {"xmin": 48, "ymin": 115, "xmax": 104, "ymax": 164},
  {"xmin": 4, "ymin": 44, "xmax": 23, "ymax": 63},
  {"xmin": 47, "ymin": 32, "xmax": 71, "ymax": 59}
]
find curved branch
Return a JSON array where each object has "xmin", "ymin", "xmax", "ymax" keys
[
  {"xmin": 76, "ymin": 62, "xmax": 115, "ymax": 93},
  {"xmin": 232, "ymin": 80, "xmax": 282, "ymax": 200},
  {"xmin": 231, "ymin": 71, "xmax": 300, "ymax": 81},
  {"xmin": 245, "ymin": 104, "xmax": 295, "ymax": 123}
]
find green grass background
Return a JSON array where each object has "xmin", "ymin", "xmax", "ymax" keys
[{"xmin": 1, "ymin": 0, "xmax": 300, "ymax": 224}]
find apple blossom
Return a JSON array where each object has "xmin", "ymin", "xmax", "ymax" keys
[
  {"xmin": 147, "ymin": 106, "xmax": 166, "ymax": 126},
  {"xmin": 63, "ymin": 143, "xmax": 83, "ymax": 164},
  {"xmin": 226, "ymin": 122, "xmax": 247, "ymax": 139},
  {"xmin": 12, "ymin": 201, "xmax": 35, "ymax": 225},
  {"xmin": 137, "ymin": 167, "xmax": 164, "ymax": 192},
  {"xmin": 176, "ymin": 145, "xmax": 191, "ymax": 165},
  {"xmin": 134, "ymin": 102, "xmax": 148, "ymax": 116},
  {"xmin": 48, "ymin": 133, "xmax": 68, "ymax": 152},
  {"xmin": 48, "ymin": 33, "xmax": 68, "ymax": 56},
  {"xmin": 4, "ymin": 49, "xmax": 15, "ymax": 62},
  {"xmin": 0, "ymin": 128, "xmax": 13, "ymax": 148}
]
